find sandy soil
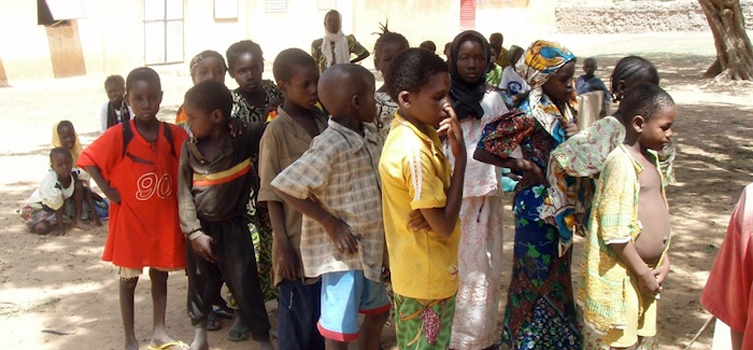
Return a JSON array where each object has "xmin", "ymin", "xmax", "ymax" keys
[{"xmin": 1, "ymin": 33, "xmax": 752, "ymax": 350}]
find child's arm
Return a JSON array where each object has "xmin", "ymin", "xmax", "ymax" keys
[
  {"xmin": 85, "ymin": 166, "xmax": 120, "ymax": 205},
  {"xmin": 267, "ymin": 201, "xmax": 300, "ymax": 280},
  {"xmin": 51, "ymin": 208, "xmax": 65, "ymax": 236},
  {"xmin": 176, "ymin": 147, "xmax": 217, "ymax": 263},
  {"xmin": 474, "ymin": 149, "xmax": 548, "ymax": 188},
  {"xmin": 417, "ymin": 107, "xmax": 466, "ymax": 238},
  {"xmin": 611, "ymin": 242, "xmax": 660, "ymax": 294},
  {"xmin": 273, "ymin": 190, "xmax": 359, "ymax": 254}
]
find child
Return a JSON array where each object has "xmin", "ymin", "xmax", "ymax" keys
[
  {"xmin": 177, "ymin": 79, "xmax": 272, "ymax": 350},
  {"xmin": 226, "ymin": 39, "xmax": 281, "ymax": 338},
  {"xmin": 258, "ymin": 48, "xmax": 327, "ymax": 350},
  {"xmin": 701, "ymin": 183, "xmax": 753, "ymax": 350},
  {"xmin": 372, "ymin": 24, "xmax": 409, "ymax": 140},
  {"xmin": 20, "ymin": 147, "xmax": 98, "ymax": 235},
  {"xmin": 576, "ymin": 57, "xmax": 611, "ymax": 118},
  {"xmin": 498, "ymin": 45, "xmax": 530, "ymax": 108},
  {"xmin": 446, "ymin": 30, "xmax": 508, "ymax": 350},
  {"xmin": 419, "ymin": 40, "xmax": 436, "ymax": 53},
  {"xmin": 311, "ymin": 10, "xmax": 370, "ymax": 74},
  {"xmin": 99, "ymin": 74, "xmax": 131, "ymax": 133},
  {"xmin": 175, "ymin": 50, "xmax": 228, "ymax": 127},
  {"xmin": 381, "ymin": 48, "xmax": 466, "ymax": 349},
  {"xmin": 52, "ymin": 120, "xmax": 106, "ymax": 227},
  {"xmin": 489, "ymin": 32, "xmax": 509, "ymax": 69},
  {"xmin": 78, "ymin": 67, "xmax": 189, "ymax": 350},
  {"xmin": 577, "ymin": 83, "xmax": 676, "ymax": 350},
  {"xmin": 272, "ymin": 63, "xmax": 388, "ymax": 350}
]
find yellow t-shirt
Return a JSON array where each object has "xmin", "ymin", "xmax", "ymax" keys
[{"xmin": 379, "ymin": 112, "xmax": 460, "ymax": 300}]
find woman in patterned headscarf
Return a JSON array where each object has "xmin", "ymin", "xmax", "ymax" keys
[{"xmin": 474, "ymin": 40, "xmax": 581, "ymax": 349}]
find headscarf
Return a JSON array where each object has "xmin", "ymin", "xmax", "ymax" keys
[
  {"xmin": 514, "ymin": 40, "xmax": 577, "ymax": 142},
  {"xmin": 52, "ymin": 121, "xmax": 83, "ymax": 165},
  {"xmin": 321, "ymin": 12, "xmax": 350, "ymax": 68},
  {"xmin": 189, "ymin": 50, "xmax": 227, "ymax": 77},
  {"xmin": 449, "ymin": 30, "xmax": 491, "ymax": 120}
]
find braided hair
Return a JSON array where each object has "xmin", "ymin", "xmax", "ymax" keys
[{"xmin": 610, "ymin": 56, "xmax": 659, "ymax": 102}]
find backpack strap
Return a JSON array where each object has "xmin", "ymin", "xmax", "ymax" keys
[
  {"xmin": 162, "ymin": 122, "xmax": 177, "ymax": 159},
  {"xmin": 122, "ymin": 121, "xmax": 177, "ymax": 159}
]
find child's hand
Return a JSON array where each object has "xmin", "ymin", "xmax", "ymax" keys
[
  {"xmin": 275, "ymin": 242, "xmax": 301, "ymax": 281},
  {"xmin": 103, "ymin": 186, "xmax": 121, "ymax": 205},
  {"xmin": 638, "ymin": 269, "xmax": 661, "ymax": 295},
  {"xmin": 407, "ymin": 209, "xmax": 431, "ymax": 233},
  {"xmin": 563, "ymin": 121, "xmax": 579, "ymax": 138},
  {"xmin": 323, "ymin": 217, "xmax": 358, "ymax": 254},
  {"xmin": 438, "ymin": 104, "xmax": 467, "ymax": 161},
  {"xmin": 520, "ymin": 160, "xmax": 549, "ymax": 188},
  {"xmin": 228, "ymin": 118, "xmax": 247, "ymax": 138},
  {"xmin": 653, "ymin": 256, "xmax": 670, "ymax": 286},
  {"xmin": 191, "ymin": 234, "xmax": 217, "ymax": 263}
]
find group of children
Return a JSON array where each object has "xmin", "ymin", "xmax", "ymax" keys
[{"xmin": 19, "ymin": 23, "xmax": 695, "ymax": 350}]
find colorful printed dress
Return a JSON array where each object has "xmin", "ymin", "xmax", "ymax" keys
[{"xmin": 231, "ymin": 80, "xmax": 284, "ymax": 301}]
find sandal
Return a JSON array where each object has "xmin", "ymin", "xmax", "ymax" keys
[
  {"xmin": 207, "ymin": 310, "xmax": 221, "ymax": 331},
  {"xmin": 226, "ymin": 326, "xmax": 250, "ymax": 342},
  {"xmin": 146, "ymin": 340, "xmax": 189, "ymax": 350}
]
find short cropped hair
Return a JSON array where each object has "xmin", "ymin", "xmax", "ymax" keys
[
  {"xmin": 583, "ymin": 57, "xmax": 597, "ymax": 66},
  {"xmin": 226, "ymin": 40, "xmax": 263, "ymax": 71},
  {"xmin": 273, "ymin": 48, "xmax": 317, "ymax": 83},
  {"xmin": 384, "ymin": 48, "xmax": 449, "ymax": 102},
  {"xmin": 183, "ymin": 80, "xmax": 232, "ymax": 122},
  {"xmin": 419, "ymin": 41, "xmax": 436, "ymax": 52},
  {"xmin": 104, "ymin": 75, "xmax": 124, "ymax": 89},
  {"xmin": 125, "ymin": 67, "xmax": 161, "ymax": 93},
  {"xmin": 620, "ymin": 83, "xmax": 675, "ymax": 122},
  {"xmin": 50, "ymin": 147, "xmax": 71, "ymax": 161}
]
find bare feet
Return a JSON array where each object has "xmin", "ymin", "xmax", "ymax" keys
[
  {"xmin": 74, "ymin": 218, "xmax": 91, "ymax": 231},
  {"xmin": 92, "ymin": 217, "xmax": 103, "ymax": 227},
  {"xmin": 150, "ymin": 332, "xmax": 188, "ymax": 350},
  {"xmin": 125, "ymin": 335, "xmax": 138, "ymax": 350},
  {"xmin": 258, "ymin": 340, "xmax": 274, "ymax": 350}
]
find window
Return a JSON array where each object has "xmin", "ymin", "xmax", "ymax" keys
[
  {"xmin": 265, "ymin": 0, "xmax": 287, "ymax": 13},
  {"xmin": 144, "ymin": 0, "xmax": 184, "ymax": 65},
  {"xmin": 38, "ymin": 0, "xmax": 86, "ymax": 26},
  {"xmin": 317, "ymin": 0, "xmax": 336, "ymax": 11}
]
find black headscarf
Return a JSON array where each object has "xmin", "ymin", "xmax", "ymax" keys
[{"xmin": 449, "ymin": 30, "xmax": 491, "ymax": 120}]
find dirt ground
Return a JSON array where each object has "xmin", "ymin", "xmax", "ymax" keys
[{"xmin": 1, "ymin": 33, "xmax": 752, "ymax": 350}]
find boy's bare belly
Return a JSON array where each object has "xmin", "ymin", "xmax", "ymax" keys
[{"xmin": 635, "ymin": 162, "xmax": 671, "ymax": 266}]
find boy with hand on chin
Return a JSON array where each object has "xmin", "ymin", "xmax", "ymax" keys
[
  {"xmin": 272, "ymin": 64, "xmax": 389, "ymax": 350},
  {"xmin": 176, "ymin": 80, "xmax": 272, "ymax": 350}
]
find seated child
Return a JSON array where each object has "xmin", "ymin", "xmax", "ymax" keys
[
  {"xmin": 577, "ymin": 83, "xmax": 677, "ymax": 350},
  {"xmin": 271, "ymin": 64, "xmax": 389, "ymax": 349},
  {"xmin": 380, "ymin": 48, "xmax": 466, "ymax": 349},
  {"xmin": 498, "ymin": 45, "xmax": 529, "ymax": 108},
  {"xmin": 99, "ymin": 74, "xmax": 131, "ymax": 133},
  {"xmin": 177, "ymin": 79, "xmax": 272, "ymax": 350},
  {"xmin": 701, "ymin": 183, "xmax": 753, "ymax": 350},
  {"xmin": 20, "ymin": 147, "xmax": 98, "ymax": 235},
  {"xmin": 576, "ymin": 57, "xmax": 610, "ymax": 116},
  {"xmin": 79, "ymin": 67, "xmax": 189, "ymax": 350}
]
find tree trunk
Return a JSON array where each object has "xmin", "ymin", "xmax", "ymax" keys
[{"xmin": 698, "ymin": 0, "xmax": 753, "ymax": 80}]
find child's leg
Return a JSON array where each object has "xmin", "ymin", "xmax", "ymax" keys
[
  {"xmin": 392, "ymin": 292, "xmax": 456, "ymax": 349},
  {"xmin": 214, "ymin": 219, "xmax": 271, "ymax": 346},
  {"xmin": 186, "ymin": 241, "xmax": 217, "ymax": 350},
  {"xmin": 359, "ymin": 312, "xmax": 389, "ymax": 350},
  {"xmin": 277, "ymin": 279, "xmax": 325, "ymax": 350},
  {"xmin": 119, "ymin": 275, "xmax": 139, "ymax": 350},
  {"xmin": 83, "ymin": 186, "xmax": 103, "ymax": 226},
  {"xmin": 72, "ymin": 181, "xmax": 89, "ymax": 230},
  {"xmin": 148, "ymin": 269, "xmax": 184, "ymax": 348},
  {"xmin": 31, "ymin": 221, "xmax": 52, "ymax": 235},
  {"xmin": 356, "ymin": 275, "xmax": 390, "ymax": 350}
]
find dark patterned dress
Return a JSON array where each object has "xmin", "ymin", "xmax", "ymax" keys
[
  {"xmin": 231, "ymin": 80, "xmax": 283, "ymax": 302},
  {"xmin": 478, "ymin": 106, "xmax": 581, "ymax": 349}
]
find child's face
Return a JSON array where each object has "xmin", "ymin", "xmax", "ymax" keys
[
  {"xmin": 324, "ymin": 12, "xmax": 341, "ymax": 33},
  {"xmin": 402, "ymin": 72, "xmax": 451, "ymax": 128},
  {"xmin": 542, "ymin": 60, "xmax": 575, "ymax": 103},
  {"xmin": 583, "ymin": 61, "xmax": 597, "ymax": 76},
  {"xmin": 57, "ymin": 124, "xmax": 76, "ymax": 150},
  {"xmin": 184, "ymin": 102, "xmax": 219, "ymax": 139},
  {"xmin": 280, "ymin": 64, "xmax": 320, "ymax": 110},
  {"xmin": 51, "ymin": 153, "xmax": 73, "ymax": 179},
  {"xmin": 192, "ymin": 57, "xmax": 227, "ymax": 85},
  {"xmin": 357, "ymin": 77, "xmax": 377, "ymax": 124},
  {"xmin": 637, "ymin": 105, "xmax": 676, "ymax": 152},
  {"xmin": 127, "ymin": 79, "xmax": 163, "ymax": 123},
  {"xmin": 456, "ymin": 39, "xmax": 486, "ymax": 84},
  {"xmin": 105, "ymin": 82, "xmax": 125, "ymax": 106},
  {"xmin": 375, "ymin": 41, "xmax": 409, "ymax": 76},
  {"xmin": 229, "ymin": 52, "xmax": 263, "ymax": 94}
]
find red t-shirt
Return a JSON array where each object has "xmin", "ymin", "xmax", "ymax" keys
[
  {"xmin": 78, "ymin": 120, "xmax": 188, "ymax": 269},
  {"xmin": 701, "ymin": 183, "xmax": 753, "ymax": 347}
]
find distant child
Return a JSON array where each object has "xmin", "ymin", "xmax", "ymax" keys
[
  {"xmin": 311, "ymin": 10, "xmax": 370, "ymax": 74},
  {"xmin": 175, "ymin": 50, "xmax": 228, "ymax": 127},
  {"xmin": 177, "ymin": 79, "xmax": 272, "ymax": 350},
  {"xmin": 489, "ymin": 32, "xmax": 509, "ymax": 69},
  {"xmin": 444, "ymin": 42, "xmax": 452, "ymax": 62},
  {"xmin": 419, "ymin": 40, "xmax": 436, "ymax": 53},
  {"xmin": 485, "ymin": 46, "xmax": 503, "ymax": 92},
  {"xmin": 701, "ymin": 183, "xmax": 753, "ymax": 350},
  {"xmin": 576, "ymin": 57, "xmax": 611, "ymax": 117},
  {"xmin": 372, "ymin": 24, "xmax": 409, "ymax": 140},
  {"xmin": 272, "ymin": 63, "xmax": 388, "ymax": 350},
  {"xmin": 78, "ymin": 67, "xmax": 189, "ymax": 350},
  {"xmin": 99, "ymin": 74, "xmax": 131, "ymax": 133},
  {"xmin": 498, "ymin": 45, "xmax": 530, "ymax": 108},
  {"xmin": 20, "ymin": 147, "xmax": 99, "ymax": 235},
  {"xmin": 577, "ymin": 83, "xmax": 676, "ymax": 350},
  {"xmin": 258, "ymin": 48, "xmax": 327, "ymax": 350},
  {"xmin": 381, "ymin": 48, "xmax": 466, "ymax": 349}
]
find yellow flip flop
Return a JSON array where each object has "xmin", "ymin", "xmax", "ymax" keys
[{"xmin": 146, "ymin": 340, "xmax": 189, "ymax": 350}]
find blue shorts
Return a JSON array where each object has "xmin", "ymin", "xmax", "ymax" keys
[{"xmin": 317, "ymin": 270, "xmax": 391, "ymax": 342}]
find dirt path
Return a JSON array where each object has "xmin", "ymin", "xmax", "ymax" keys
[{"xmin": 1, "ymin": 34, "xmax": 752, "ymax": 350}]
